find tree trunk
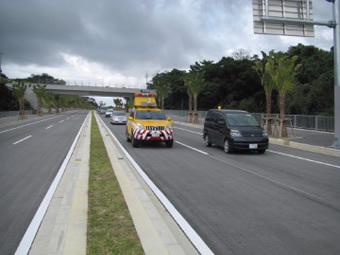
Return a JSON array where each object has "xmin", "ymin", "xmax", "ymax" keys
[
  {"xmin": 18, "ymin": 99, "xmax": 25, "ymax": 120},
  {"xmin": 265, "ymin": 91, "xmax": 272, "ymax": 135},
  {"xmin": 187, "ymin": 94, "xmax": 192, "ymax": 123},
  {"xmin": 279, "ymin": 92, "xmax": 288, "ymax": 138},
  {"xmin": 37, "ymin": 98, "xmax": 42, "ymax": 116},
  {"xmin": 161, "ymin": 96, "xmax": 164, "ymax": 110},
  {"xmin": 193, "ymin": 94, "xmax": 199, "ymax": 123}
]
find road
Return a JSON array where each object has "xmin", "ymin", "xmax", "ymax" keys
[
  {"xmin": 0, "ymin": 111, "xmax": 88, "ymax": 255},
  {"xmin": 99, "ymin": 114, "xmax": 340, "ymax": 255}
]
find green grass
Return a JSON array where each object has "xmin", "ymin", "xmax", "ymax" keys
[{"xmin": 87, "ymin": 113, "xmax": 144, "ymax": 255}]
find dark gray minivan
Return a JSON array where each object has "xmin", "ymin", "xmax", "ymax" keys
[{"xmin": 203, "ymin": 109, "xmax": 268, "ymax": 153}]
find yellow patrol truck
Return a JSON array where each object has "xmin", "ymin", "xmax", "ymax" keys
[{"xmin": 126, "ymin": 93, "xmax": 174, "ymax": 148}]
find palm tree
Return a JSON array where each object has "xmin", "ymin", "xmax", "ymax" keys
[
  {"xmin": 184, "ymin": 72, "xmax": 205, "ymax": 123},
  {"xmin": 267, "ymin": 51, "xmax": 301, "ymax": 137},
  {"xmin": 43, "ymin": 92, "xmax": 56, "ymax": 114},
  {"xmin": 154, "ymin": 80, "xmax": 170, "ymax": 110},
  {"xmin": 253, "ymin": 51, "xmax": 275, "ymax": 135},
  {"xmin": 11, "ymin": 82, "xmax": 27, "ymax": 119},
  {"xmin": 32, "ymin": 84, "xmax": 46, "ymax": 116}
]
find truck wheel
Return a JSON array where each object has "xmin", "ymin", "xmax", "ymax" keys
[
  {"xmin": 166, "ymin": 139, "xmax": 173, "ymax": 148},
  {"xmin": 131, "ymin": 135, "xmax": 139, "ymax": 148},
  {"xmin": 126, "ymin": 129, "xmax": 131, "ymax": 142}
]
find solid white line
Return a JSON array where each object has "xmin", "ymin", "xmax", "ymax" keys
[
  {"xmin": 15, "ymin": 112, "xmax": 90, "ymax": 255},
  {"xmin": 45, "ymin": 125, "xmax": 53, "ymax": 129},
  {"xmin": 175, "ymin": 141, "xmax": 209, "ymax": 155},
  {"xmin": 13, "ymin": 135, "xmax": 32, "ymax": 145},
  {"xmin": 175, "ymin": 126, "xmax": 202, "ymax": 135},
  {"xmin": 97, "ymin": 115, "xmax": 214, "ymax": 255},
  {"xmin": 268, "ymin": 150, "xmax": 340, "ymax": 169}
]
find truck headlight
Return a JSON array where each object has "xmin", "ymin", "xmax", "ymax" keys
[
  {"xmin": 167, "ymin": 123, "xmax": 173, "ymax": 131},
  {"xmin": 262, "ymin": 131, "xmax": 268, "ymax": 137},
  {"xmin": 135, "ymin": 123, "xmax": 144, "ymax": 130}
]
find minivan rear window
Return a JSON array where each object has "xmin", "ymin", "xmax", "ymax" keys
[{"xmin": 225, "ymin": 113, "xmax": 259, "ymax": 127}]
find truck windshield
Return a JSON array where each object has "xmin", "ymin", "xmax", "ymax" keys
[
  {"xmin": 226, "ymin": 113, "xmax": 259, "ymax": 127},
  {"xmin": 135, "ymin": 110, "xmax": 166, "ymax": 120}
]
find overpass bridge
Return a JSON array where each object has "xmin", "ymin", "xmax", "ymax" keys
[
  {"xmin": 24, "ymin": 84, "xmax": 156, "ymax": 109},
  {"xmin": 44, "ymin": 84, "xmax": 155, "ymax": 97}
]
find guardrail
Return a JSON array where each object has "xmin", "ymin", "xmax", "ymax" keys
[
  {"xmin": 164, "ymin": 110, "xmax": 335, "ymax": 132},
  {"xmin": 0, "ymin": 110, "xmax": 33, "ymax": 118}
]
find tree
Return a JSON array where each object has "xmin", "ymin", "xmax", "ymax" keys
[
  {"xmin": 32, "ymin": 84, "xmax": 46, "ymax": 116},
  {"xmin": 184, "ymin": 71, "xmax": 205, "ymax": 123},
  {"xmin": 154, "ymin": 80, "xmax": 170, "ymax": 110},
  {"xmin": 11, "ymin": 82, "xmax": 27, "ymax": 119},
  {"xmin": 253, "ymin": 51, "xmax": 275, "ymax": 135},
  {"xmin": 266, "ymin": 51, "xmax": 301, "ymax": 137},
  {"xmin": 42, "ymin": 93, "xmax": 56, "ymax": 114}
]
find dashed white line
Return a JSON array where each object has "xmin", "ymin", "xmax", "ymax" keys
[
  {"xmin": 268, "ymin": 150, "xmax": 340, "ymax": 169},
  {"xmin": 175, "ymin": 141, "xmax": 208, "ymax": 155},
  {"xmin": 46, "ymin": 125, "xmax": 53, "ymax": 129},
  {"xmin": 13, "ymin": 135, "xmax": 32, "ymax": 145},
  {"xmin": 59, "ymin": 120, "xmax": 64, "ymax": 123},
  {"xmin": 175, "ymin": 127, "xmax": 202, "ymax": 135},
  {"xmin": 0, "ymin": 116, "xmax": 60, "ymax": 134}
]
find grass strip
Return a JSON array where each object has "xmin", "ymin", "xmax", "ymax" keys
[{"xmin": 87, "ymin": 113, "xmax": 144, "ymax": 255}]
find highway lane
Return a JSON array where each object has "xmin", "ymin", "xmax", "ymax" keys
[
  {"xmin": 99, "ymin": 114, "xmax": 340, "ymax": 255},
  {"xmin": 0, "ymin": 110, "xmax": 89, "ymax": 255}
]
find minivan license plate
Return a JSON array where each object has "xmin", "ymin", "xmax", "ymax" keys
[{"xmin": 249, "ymin": 144, "xmax": 258, "ymax": 149}]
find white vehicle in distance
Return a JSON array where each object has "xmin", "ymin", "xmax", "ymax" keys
[
  {"xmin": 105, "ymin": 109, "xmax": 114, "ymax": 118},
  {"xmin": 110, "ymin": 111, "xmax": 128, "ymax": 125}
]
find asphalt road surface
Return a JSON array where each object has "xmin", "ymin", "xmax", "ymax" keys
[
  {"xmin": 100, "ymin": 114, "xmax": 340, "ymax": 255},
  {"xmin": 0, "ymin": 111, "xmax": 88, "ymax": 255}
]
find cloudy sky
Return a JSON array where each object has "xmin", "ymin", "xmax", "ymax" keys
[{"xmin": 0, "ymin": 0, "xmax": 334, "ymax": 88}]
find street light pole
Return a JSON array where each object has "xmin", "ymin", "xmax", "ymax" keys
[{"xmin": 331, "ymin": 0, "xmax": 340, "ymax": 148}]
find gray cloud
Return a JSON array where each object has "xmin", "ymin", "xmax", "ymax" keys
[{"xmin": 0, "ymin": 0, "xmax": 334, "ymax": 81}]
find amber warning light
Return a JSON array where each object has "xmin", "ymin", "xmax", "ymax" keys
[{"xmin": 134, "ymin": 93, "xmax": 156, "ymax": 97}]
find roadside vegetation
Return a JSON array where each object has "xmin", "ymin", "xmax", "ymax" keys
[
  {"xmin": 0, "ymin": 73, "xmax": 96, "ymax": 114},
  {"xmin": 87, "ymin": 113, "xmax": 144, "ymax": 255},
  {"xmin": 148, "ymin": 44, "xmax": 334, "ymax": 116}
]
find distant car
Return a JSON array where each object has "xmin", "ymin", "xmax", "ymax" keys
[
  {"xmin": 105, "ymin": 109, "xmax": 114, "ymax": 118},
  {"xmin": 110, "ymin": 111, "xmax": 128, "ymax": 125},
  {"xmin": 99, "ymin": 108, "xmax": 107, "ymax": 114},
  {"xmin": 203, "ymin": 109, "xmax": 268, "ymax": 154}
]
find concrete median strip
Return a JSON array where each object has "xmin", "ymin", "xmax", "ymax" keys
[{"xmin": 95, "ymin": 113, "xmax": 199, "ymax": 255}]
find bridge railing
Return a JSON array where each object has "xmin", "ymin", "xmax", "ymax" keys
[{"xmin": 164, "ymin": 110, "xmax": 335, "ymax": 132}]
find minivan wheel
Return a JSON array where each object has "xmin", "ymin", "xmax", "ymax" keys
[
  {"xmin": 204, "ymin": 134, "xmax": 212, "ymax": 147},
  {"xmin": 258, "ymin": 149, "xmax": 266, "ymax": 154},
  {"xmin": 224, "ymin": 139, "xmax": 232, "ymax": 154}
]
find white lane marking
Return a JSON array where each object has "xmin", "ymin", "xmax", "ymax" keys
[
  {"xmin": 0, "ymin": 116, "xmax": 60, "ymax": 134},
  {"xmin": 175, "ymin": 141, "xmax": 208, "ymax": 155},
  {"xmin": 15, "ymin": 113, "xmax": 90, "ymax": 255},
  {"xmin": 45, "ymin": 125, "xmax": 53, "ymax": 129},
  {"xmin": 13, "ymin": 135, "xmax": 32, "ymax": 145},
  {"xmin": 177, "ymin": 127, "xmax": 340, "ymax": 169},
  {"xmin": 97, "ymin": 114, "xmax": 214, "ymax": 255},
  {"xmin": 59, "ymin": 120, "xmax": 64, "ymax": 123},
  {"xmin": 268, "ymin": 150, "xmax": 340, "ymax": 169},
  {"xmin": 175, "ymin": 126, "xmax": 202, "ymax": 135}
]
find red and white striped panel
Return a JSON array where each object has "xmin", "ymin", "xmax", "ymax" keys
[{"xmin": 133, "ymin": 128, "xmax": 173, "ymax": 141}]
